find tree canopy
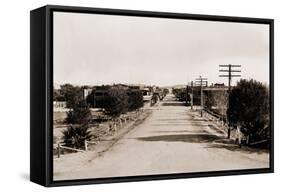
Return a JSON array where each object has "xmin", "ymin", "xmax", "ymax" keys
[
  {"xmin": 59, "ymin": 84, "xmax": 84, "ymax": 108},
  {"xmin": 104, "ymin": 87, "xmax": 129, "ymax": 118},
  {"xmin": 128, "ymin": 90, "xmax": 144, "ymax": 111},
  {"xmin": 228, "ymin": 79, "xmax": 269, "ymax": 140},
  {"xmin": 65, "ymin": 101, "xmax": 92, "ymax": 125}
]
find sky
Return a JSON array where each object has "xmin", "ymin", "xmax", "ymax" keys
[{"xmin": 53, "ymin": 12, "xmax": 270, "ymax": 87}]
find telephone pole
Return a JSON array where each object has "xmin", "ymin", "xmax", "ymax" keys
[
  {"xmin": 187, "ymin": 81, "xmax": 194, "ymax": 110},
  {"xmin": 190, "ymin": 81, "xmax": 194, "ymax": 110},
  {"xmin": 195, "ymin": 76, "xmax": 208, "ymax": 117},
  {"xmin": 219, "ymin": 64, "xmax": 241, "ymax": 138}
]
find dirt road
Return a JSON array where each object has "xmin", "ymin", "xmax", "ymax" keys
[{"xmin": 54, "ymin": 94, "xmax": 269, "ymax": 180}]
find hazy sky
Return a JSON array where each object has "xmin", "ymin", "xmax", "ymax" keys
[{"xmin": 54, "ymin": 12, "xmax": 270, "ymax": 87}]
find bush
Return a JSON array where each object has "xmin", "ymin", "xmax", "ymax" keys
[
  {"xmin": 204, "ymin": 90, "xmax": 228, "ymax": 116},
  {"xmin": 53, "ymin": 89, "xmax": 65, "ymax": 101},
  {"xmin": 104, "ymin": 87, "xmax": 129, "ymax": 118},
  {"xmin": 228, "ymin": 79, "xmax": 269, "ymax": 143},
  {"xmin": 60, "ymin": 84, "xmax": 84, "ymax": 108},
  {"xmin": 65, "ymin": 102, "xmax": 92, "ymax": 124},
  {"xmin": 163, "ymin": 88, "xmax": 169, "ymax": 96},
  {"xmin": 172, "ymin": 88, "xmax": 188, "ymax": 101},
  {"xmin": 128, "ymin": 90, "xmax": 143, "ymax": 111},
  {"xmin": 63, "ymin": 125, "xmax": 92, "ymax": 149}
]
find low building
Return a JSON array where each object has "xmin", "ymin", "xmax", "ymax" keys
[{"xmin": 53, "ymin": 101, "xmax": 67, "ymax": 108}]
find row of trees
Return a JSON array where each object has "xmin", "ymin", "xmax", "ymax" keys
[
  {"xmin": 56, "ymin": 85, "xmax": 144, "ymax": 149},
  {"xmin": 54, "ymin": 84, "xmax": 144, "ymax": 118},
  {"xmin": 204, "ymin": 90, "xmax": 228, "ymax": 117},
  {"xmin": 172, "ymin": 87, "xmax": 201, "ymax": 105},
  {"xmin": 171, "ymin": 79, "xmax": 270, "ymax": 147},
  {"xmin": 87, "ymin": 86, "xmax": 144, "ymax": 118},
  {"xmin": 204, "ymin": 79, "xmax": 270, "ymax": 147}
]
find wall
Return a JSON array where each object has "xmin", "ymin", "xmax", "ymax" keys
[{"xmin": 0, "ymin": 0, "xmax": 279, "ymax": 191}]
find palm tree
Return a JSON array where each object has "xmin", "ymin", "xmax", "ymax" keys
[{"xmin": 62, "ymin": 125, "xmax": 92, "ymax": 149}]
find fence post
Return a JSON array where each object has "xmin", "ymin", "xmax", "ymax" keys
[
  {"xmin": 57, "ymin": 143, "xmax": 60, "ymax": 158},
  {"xmin": 237, "ymin": 125, "xmax": 242, "ymax": 147},
  {"xmin": 84, "ymin": 140, "xmax": 88, "ymax": 151},
  {"xmin": 114, "ymin": 122, "xmax": 117, "ymax": 131},
  {"xmin": 119, "ymin": 118, "xmax": 122, "ymax": 127}
]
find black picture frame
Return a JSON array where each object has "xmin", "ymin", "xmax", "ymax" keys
[{"xmin": 30, "ymin": 5, "xmax": 274, "ymax": 187}]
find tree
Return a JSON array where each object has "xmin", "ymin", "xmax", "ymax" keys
[
  {"xmin": 172, "ymin": 88, "xmax": 187, "ymax": 101},
  {"xmin": 163, "ymin": 88, "xmax": 169, "ymax": 96},
  {"xmin": 60, "ymin": 84, "xmax": 83, "ymax": 108},
  {"xmin": 204, "ymin": 90, "xmax": 228, "ymax": 117},
  {"xmin": 53, "ymin": 89, "xmax": 65, "ymax": 101},
  {"xmin": 212, "ymin": 90, "xmax": 228, "ymax": 116},
  {"xmin": 104, "ymin": 87, "xmax": 128, "ymax": 118},
  {"xmin": 63, "ymin": 101, "xmax": 93, "ymax": 149},
  {"xmin": 128, "ymin": 90, "xmax": 143, "ymax": 111},
  {"xmin": 228, "ymin": 79, "xmax": 269, "ymax": 143},
  {"xmin": 65, "ymin": 101, "xmax": 92, "ymax": 124},
  {"xmin": 63, "ymin": 125, "xmax": 92, "ymax": 149}
]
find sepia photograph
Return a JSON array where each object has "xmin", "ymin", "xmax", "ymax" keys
[{"xmin": 52, "ymin": 11, "xmax": 271, "ymax": 181}]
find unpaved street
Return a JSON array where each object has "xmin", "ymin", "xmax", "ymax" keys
[{"xmin": 54, "ymin": 94, "xmax": 269, "ymax": 180}]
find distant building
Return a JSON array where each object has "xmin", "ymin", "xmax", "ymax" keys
[
  {"xmin": 92, "ymin": 89, "xmax": 109, "ymax": 108},
  {"xmin": 83, "ymin": 88, "xmax": 93, "ymax": 99},
  {"xmin": 53, "ymin": 101, "xmax": 67, "ymax": 108},
  {"xmin": 214, "ymin": 83, "xmax": 225, "ymax": 87}
]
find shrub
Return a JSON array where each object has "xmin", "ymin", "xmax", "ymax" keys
[
  {"xmin": 60, "ymin": 84, "xmax": 84, "ymax": 108},
  {"xmin": 172, "ymin": 88, "xmax": 187, "ymax": 101},
  {"xmin": 62, "ymin": 125, "xmax": 92, "ymax": 149},
  {"xmin": 128, "ymin": 90, "xmax": 143, "ymax": 111},
  {"xmin": 65, "ymin": 102, "xmax": 92, "ymax": 124},
  {"xmin": 228, "ymin": 79, "xmax": 269, "ymax": 143},
  {"xmin": 204, "ymin": 90, "xmax": 228, "ymax": 116},
  {"xmin": 163, "ymin": 88, "xmax": 169, "ymax": 96},
  {"xmin": 104, "ymin": 87, "xmax": 129, "ymax": 118}
]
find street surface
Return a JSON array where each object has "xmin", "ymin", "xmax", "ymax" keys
[{"xmin": 54, "ymin": 94, "xmax": 269, "ymax": 180}]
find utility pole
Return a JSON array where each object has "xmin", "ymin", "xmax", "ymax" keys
[
  {"xmin": 219, "ymin": 64, "xmax": 241, "ymax": 138},
  {"xmin": 190, "ymin": 81, "xmax": 194, "ymax": 110},
  {"xmin": 187, "ymin": 81, "xmax": 194, "ymax": 110},
  {"xmin": 195, "ymin": 76, "xmax": 208, "ymax": 117}
]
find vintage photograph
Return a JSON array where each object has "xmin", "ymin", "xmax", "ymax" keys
[{"xmin": 52, "ymin": 12, "xmax": 271, "ymax": 181}]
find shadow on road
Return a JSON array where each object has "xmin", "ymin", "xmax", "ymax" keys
[
  {"xmin": 205, "ymin": 142, "xmax": 269, "ymax": 154},
  {"xmin": 153, "ymin": 118, "xmax": 207, "ymax": 122},
  {"xmin": 137, "ymin": 134, "xmax": 223, "ymax": 143},
  {"xmin": 151, "ymin": 123, "xmax": 209, "ymax": 127},
  {"xmin": 154, "ymin": 130, "xmax": 208, "ymax": 134},
  {"xmin": 161, "ymin": 102, "xmax": 185, "ymax": 106},
  {"xmin": 137, "ymin": 134, "xmax": 268, "ymax": 154}
]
